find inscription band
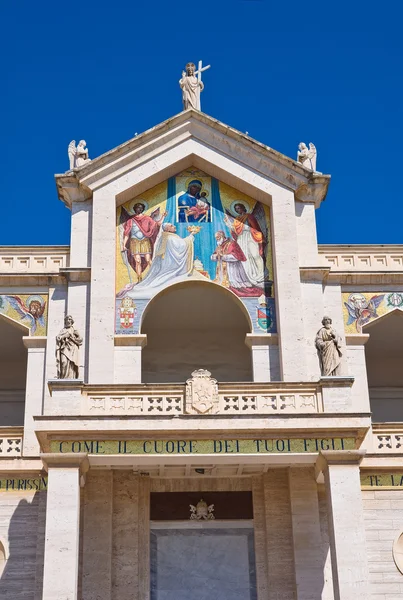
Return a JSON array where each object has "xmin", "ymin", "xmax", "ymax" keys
[{"xmin": 50, "ymin": 437, "xmax": 356, "ymax": 455}]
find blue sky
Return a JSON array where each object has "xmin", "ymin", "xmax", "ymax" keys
[{"xmin": 1, "ymin": 1, "xmax": 401, "ymax": 245}]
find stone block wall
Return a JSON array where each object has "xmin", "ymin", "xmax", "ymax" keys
[
  {"xmin": 362, "ymin": 489, "xmax": 403, "ymax": 599},
  {"xmin": 0, "ymin": 491, "xmax": 46, "ymax": 600}
]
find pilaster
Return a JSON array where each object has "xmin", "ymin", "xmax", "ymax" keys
[
  {"xmin": 88, "ymin": 185, "xmax": 116, "ymax": 383},
  {"xmin": 289, "ymin": 468, "xmax": 325, "ymax": 600},
  {"xmin": 271, "ymin": 188, "xmax": 306, "ymax": 381},
  {"xmin": 82, "ymin": 470, "xmax": 113, "ymax": 600},
  {"xmin": 41, "ymin": 453, "xmax": 89, "ymax": 600},
  {"xmin": 316, "ymin": 450, "xmax": 370, "ymax": 600},
  {"xmin": 245, "ymin": 334, "xmax": 280, "ymax": 381},
  {"xmin": 114, "ymin": 335, "xmax": 147, "ymax": 384},
  {"xmin": 22, "ymin": 336, "xmax": 46, "ymax": 456}
]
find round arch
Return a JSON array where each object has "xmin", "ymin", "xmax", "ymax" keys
[
  {"xmin": 140, "ymin": 279, "xmax": 253, "ymax": 333},
  {"xmin": 140, "ymin": 280, "xmax": 253, "ymax": 383},
  {"xmin": 0, "ymin": 312, "xmax": 28, "ymax": 426},
  {"xmin": 363, "ymin": 309, "xmax": 403, "ymax": 422}
]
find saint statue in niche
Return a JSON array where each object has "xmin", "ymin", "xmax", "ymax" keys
[
  {"xmin": 56, "ymin": 315, "xmax": 83, "ymax": 379},
  {"xmin": 315, "ymin": 316, "xmax": 342, "ymax": 376}
]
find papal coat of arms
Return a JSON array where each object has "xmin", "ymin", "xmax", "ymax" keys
[
  {"xmin": 189, "ymin": 498, "xmax": 215, "ymax": 520},
  {"xmin": 257, "ymin": 294, "xmax": 272, "ymax": 331},
  {"xmin": 185, "ymin": 369, "xmax": 219, "ymax": 414},
  {"xmin": 119, "ymin": 297, "xmax": 136, "ymax": 329}
]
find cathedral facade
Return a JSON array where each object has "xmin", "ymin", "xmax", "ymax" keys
[{"xmin": 0, "ymin": 109, "xmax": 402, "ymax": 600}]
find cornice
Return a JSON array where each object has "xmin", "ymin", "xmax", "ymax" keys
[
  {"xmin": 319, "ymin": 244, "xmax": 403, "ymax": 253},
  {"xmin": 328, "ymin": 271, "xmax": 403, "ymax": 285},
  {"xmin": 0, "ymin": 273, "xmax": 67, "ymax": 286},
  {"xmin": 345, "ymin": 334, "xmax": 370, "ymax": 346},
  {"xmin": 59, "ymin": 267, "xmax": 91, "ymax": 282},
  {"xmin": 54, "ymin": 110, "xmax": 330, "ymax": 209}
]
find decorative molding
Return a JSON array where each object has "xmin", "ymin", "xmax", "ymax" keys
[
  {"xmin": 55, "ymin": 110, "xmax": 330, "ymax": 207},
  {"xmin": 316, "ymin": 449, "xmax": 366, "ymax": 477},
  {"xmin": 245, "ymin": 333, "xmax": 279, "ymax": 347},
  {"xmin": 345, "ymin": 334, "xmax": 370, "ymax": 346},
  {"xmin": 114, "ymin": 334, "xmax": 147, "ymax": 347},
  {"xmin": 0, "ymin": 247, "xmax": 69, "ymax": 273},
  {"xmin": 48, "ymin": 378, "xmax": 84, "ymax": 396},
  {"xmin": 299, "ymin": 267, "xmax": 330, "ymax": 282},
  {"xmin": 59, "ymin": 267, "xmax": 91, "ymax": 282},
  {"xmin": 319, "ymin": 246, "xmax": 403, "ymax": 272},
  {"xmin": 320, "ymin": 376, "xmax": 355, "ymax": 387},
  {"xmin": 23, "ymin": 336, "xmax": 47, "ymax": 349}
]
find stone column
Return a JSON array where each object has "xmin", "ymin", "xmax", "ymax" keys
[
  {"xmin": 22, "ymin": 336, "xmax": 46, "ymax": 456},
  {"xmin": 316, "ymin": 450, "xmax": 370, "ymax": 600},
  {"xmin": 288, "ymin": 468, "xmax": 325, "ymax": 600},
  {"xmin": 41, "ymin": 453, "xmax": 89, "ymax": 600}
]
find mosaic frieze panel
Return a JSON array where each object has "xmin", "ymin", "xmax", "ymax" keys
[
  {"xmin": 115, "ymin": 168, "xmax": 276, "ymax": 334},
  {"xmin": 0, "ymin": 293, "xmax": 48, "ymax": 336},
  {"xmin": 342, "ymin": 291, "xmax": 403, "ymax": 333}
]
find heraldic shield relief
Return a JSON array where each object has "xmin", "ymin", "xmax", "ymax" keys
[{"xmin": 115, "ymin": 168, "xmax": 276, "ymax": 334}]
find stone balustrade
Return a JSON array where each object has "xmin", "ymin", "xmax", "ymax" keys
[
  {"xmin": 0, "ymin": 430, "xmax": 23, "ymax": 457},
  {"xmin": 319, "ymin": 245, "xmax": 403, "ymax": 271},
  {"xmin": 0, "ymin": 246, "xmax": 69, "ymax": 273},
  {"xmin": 372, "ymin": 425, "xmax": 403, "ymax": 453},
  {"xmin": 81, "ymin": 382, "xmax": 323, "ymax": 416}
]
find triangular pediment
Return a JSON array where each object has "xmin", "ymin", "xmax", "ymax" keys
[{"xmin": 55, "ymin": 110, "xmax": 330, "ymax": 209}]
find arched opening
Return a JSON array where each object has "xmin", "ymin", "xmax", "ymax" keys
[
  {"xmin": 141, "ymin": 281, "xmax": 253, "ymax": 383},
  {"xmin": 363, "ymin": 310, "xmax": 403, "ymax": 422},
  {"xmin": 0, "ymin": 315, "xmax": 28, "ymax": 426}
]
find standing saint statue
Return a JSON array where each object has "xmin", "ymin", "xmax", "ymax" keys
[
  {"xmin": 179, "ymin": 62, "xmax": 204, "ymax": 111},
  {"xmin": 315, "ymin": 316, "xmax": 343, "ymax": 376},
  {"xmin": 56, "ymin": 315, "xmax": 83, "ymax": 379}
]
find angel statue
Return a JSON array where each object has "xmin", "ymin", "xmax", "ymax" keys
[
  {"xmin": 68, "ymin": 140, "xmax": 91, "ymax": 170},
  {"xmin": 297, "ymin": 142, "xmax": 317, "ymax": 171},
  {"xmin": 5, "ymin": 295, "xmax": 46, "ymax": 334},
  {"xmin": 119, "ymin": 202, "xmax": 167, "ymax": 284},
  {"xmin": 223, "ymin": 201, "xmax": 272, "ymax": 297},
  {"xmin": 56, "ymin": 315, "xmax": 83, "ymax": 379}
]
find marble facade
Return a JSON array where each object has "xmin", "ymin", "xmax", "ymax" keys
[{"xmin": 0, "ymin": 108, "xmax": 402, "ymax": 600}]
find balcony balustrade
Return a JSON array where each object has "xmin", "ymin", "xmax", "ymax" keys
[
  {"xmin": 372, "ymin": 424, "xmax": 403, "ymax": 453},
  {"xmin": 0, "ymin": 428, "xmax": 23, "ymax": 457}
]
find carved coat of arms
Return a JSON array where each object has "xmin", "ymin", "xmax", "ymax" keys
[
  {"xmin": 185, "ymin": 369, "xmax": 219, "ymax": 414},
  {"xmin": 189, "ymin": 498, "xmax": 215, "ymax": 520}
]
